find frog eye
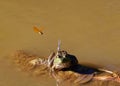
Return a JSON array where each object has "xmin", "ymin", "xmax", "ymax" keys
[
  {"xmin": 61, "ymin": 51, "xmax": 67, "ymax": 57},
  {"xmin": 62, "ymin": 51, "xmax": 67, "ymax": 54}
]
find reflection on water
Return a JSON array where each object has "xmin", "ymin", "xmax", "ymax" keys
[{"xmin": 0, "ymin": 0, "xmax": 120, "ymax": 86}]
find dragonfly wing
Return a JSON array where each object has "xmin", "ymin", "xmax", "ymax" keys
[
  {"xmin": 33, "ymin": 26, "xmax": 44, "ymax": 35},
  {"xmin": 33, "ymin": 26, "xmax": 40, "ymax": 33}
]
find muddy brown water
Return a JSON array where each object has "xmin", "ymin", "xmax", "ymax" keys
[{"xmin": 0, "ymin": 0, "xmax": 120, "ymax": 86}]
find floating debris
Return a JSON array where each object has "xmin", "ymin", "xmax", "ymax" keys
[
  {"xmin": 12, "ymin": 50, "xmax": 120, "ymax": 86},
  {"xmin": 12, "ymin": 50, "xmax": 48, "ymax": 76},
  {"xmin": 11, "ymin": 42, "xmax": 120, "ymax": 86}
]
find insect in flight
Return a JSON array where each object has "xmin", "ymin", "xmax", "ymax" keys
[{"xmin": 33, "ymin": 26, "xmax": 44, "ymax": 35}]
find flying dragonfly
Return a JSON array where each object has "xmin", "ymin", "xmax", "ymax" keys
[{"xmin": 33, "ymin": 26, "xmax": 44, "ymax": 35}]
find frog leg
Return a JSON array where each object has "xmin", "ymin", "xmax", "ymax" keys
[
  {"xmin": 47, "ymin": 52, "xmax": 56, "ymax": 76},
  {"xmin": 94, "ymin": 68, "xmax": 120, "ymax": 83},
  {"xmin": 93, "ymin": 75, "xmax": 120, "ymax": 83},
  {"xmin": 47, "ymin": 52, "xmax": 55, "ymax": 68},
  {"xmin": 29, "ymin": 58, "xmax": 43, "ymax": 66},
  {"xmin": 98, "ymin": 68, "xmax": 120, "ymax": 77}
]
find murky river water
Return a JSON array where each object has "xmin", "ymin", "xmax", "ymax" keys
[{"xmin": 0, "ymin": 0, "xmax": 120, "ymax": 86}]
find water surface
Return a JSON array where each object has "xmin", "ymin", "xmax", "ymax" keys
[{"xmin": 0, "ymin": 0, "xmax": 120, "ymax": 86}]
